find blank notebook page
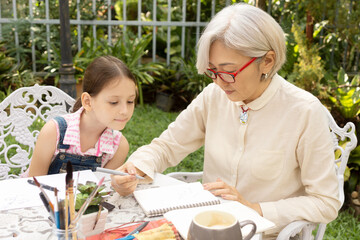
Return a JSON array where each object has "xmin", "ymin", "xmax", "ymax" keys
[{"xmin": 133, "ymin": 182, "xmax": 220, "ymax": 217}]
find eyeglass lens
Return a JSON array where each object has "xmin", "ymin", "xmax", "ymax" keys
[{"xmin": 205, "ymin": 70, "xmax": 234, "ymax": 82}]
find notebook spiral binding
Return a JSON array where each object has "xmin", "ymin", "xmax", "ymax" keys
[{"xmin": 148, "ymin": 199, "xmax": 221, "ymax": 217}]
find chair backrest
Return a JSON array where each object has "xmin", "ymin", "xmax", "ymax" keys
[
  {"xmin": 278, "ymin": 107, "xmax": 358, "ymax": 240},
  {"xmin": 323, "ymin": 106, "xmax": 357, "ymax": 205},
  {"xmin": 0, "ymin": 84, "xmax": 75, "ymax": 180}
]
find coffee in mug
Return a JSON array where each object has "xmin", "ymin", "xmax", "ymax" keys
[{"xmin": 187, "ymin": 210, "xmax": 256, "ymax": 240}]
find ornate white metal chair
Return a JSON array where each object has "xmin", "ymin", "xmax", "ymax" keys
[
  {"xmin": 0, "ymin": 84, "xmax": 75, "ymax": 179},
  {"xmin": 166, "ymin": 106, "xmax": 357, "ymax": 240}
]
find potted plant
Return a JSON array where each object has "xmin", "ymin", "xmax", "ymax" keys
[
  {"xmin": 176, "ymin": 55, "xmax": 212, "ymax": 101},
  {"xmin": 155, "ymin": 64, "xmax": 189, "ymax": 112},
  {"xmin": 75, "ymin": 181, "xmax": 111, "ymax": 237}
]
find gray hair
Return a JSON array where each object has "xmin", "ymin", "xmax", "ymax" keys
[{"xmin": 196, "ymin": 3, "xmax": 286, "ymax": 78}]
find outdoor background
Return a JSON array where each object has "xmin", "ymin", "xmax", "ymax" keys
[{"xmin": 0, "ymin": 0, "xmax": 359, "ymax": 238}]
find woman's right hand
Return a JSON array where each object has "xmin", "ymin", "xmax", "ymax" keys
[{"xmin": 110, "ymin": 162, "xmax": 141, "ymax": 196}]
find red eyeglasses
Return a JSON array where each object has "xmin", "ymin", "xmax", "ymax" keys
[{"xmin": 204, "ymin": 57, "xmax": 257, "ymax": 83}]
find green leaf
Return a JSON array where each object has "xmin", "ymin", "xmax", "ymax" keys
[
  {"xmin": 75, "ymin": 181, "xmax": 109, "ymax": 211},
  {"xmin": 344, "ymin": 166, "xmax": 351, "ymax": 182},
  {"xmin": 337, "ymin": 68, "xmax": 346, "ymax": 85}
]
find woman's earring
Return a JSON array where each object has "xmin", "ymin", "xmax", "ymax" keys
[{"xmin": 263, "ymin": 73, "xmax": 269, "ymax": 79}]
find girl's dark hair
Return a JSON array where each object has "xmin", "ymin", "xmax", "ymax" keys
[{"xmin": 72, "ymin": 56, "xmax": 137, "ymax": 112}]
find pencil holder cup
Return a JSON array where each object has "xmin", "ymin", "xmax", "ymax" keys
[
  {"xmin": 48, "ymin": 223, "xmax": 84, "ymax": 240},
  {"xmin": 187, "ymin": 210, "xmax": 257, "ymax": 240},
  {"xmin": 79, "ymin": 208, "xmax": 108, "ymax": 237}
]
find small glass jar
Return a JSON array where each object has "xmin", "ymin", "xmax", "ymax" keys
[{"xmin": 47, "ymin": 224, "xmax": 85, "ymax": 240}]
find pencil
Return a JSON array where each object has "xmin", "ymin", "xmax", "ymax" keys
[{"xmin": 95, "ymin": 167, "xmax": 145, "ymax": 179}]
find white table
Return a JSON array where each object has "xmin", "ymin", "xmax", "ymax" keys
[{"xmin": 0, "ymin": 172, "xmax": 263, "ymax": 240}]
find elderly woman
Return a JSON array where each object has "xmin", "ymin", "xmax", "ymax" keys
[{"xmin": 111, "ymin": 3, "xmax": 341, "ymax": 238}]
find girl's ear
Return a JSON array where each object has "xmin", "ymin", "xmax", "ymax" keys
[
  {"xmin": 262, "ymin": 50, "xmax": 275, "ymax": 74},
  {"xmin": 81, "ymin": 92, "xmax": 92, "ymax": 112}
]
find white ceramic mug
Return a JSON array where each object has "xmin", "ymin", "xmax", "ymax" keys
[{"xmin": 187, "ymin": 210, "xmax": 257, "ymax": 240}]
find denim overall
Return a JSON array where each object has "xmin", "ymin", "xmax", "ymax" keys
[{"xmin": 47, "ymin": 116, "xmax": 102, "ymax": 175}]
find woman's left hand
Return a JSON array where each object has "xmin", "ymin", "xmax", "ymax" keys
[{"xmin": 203, "ymin": 178, "xmax": 263, "ymax": 216}]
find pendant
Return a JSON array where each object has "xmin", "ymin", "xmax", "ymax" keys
[
  {"xmin": 239, "ymin": 106, "xmax": 249, "ymax": 124},
  {"xmin": 239, "ymin": 111, "xmax": 248, "ymax": 124}
]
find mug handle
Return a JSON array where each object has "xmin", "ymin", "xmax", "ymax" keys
[{"xmin": 239, "ymin": 220, "xmax": 257, "ymax": 240}]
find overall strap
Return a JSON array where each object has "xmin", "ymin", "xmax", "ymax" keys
[{"xmin": 53, "ymin": 116, "xmax": 70, "ymax": 150}]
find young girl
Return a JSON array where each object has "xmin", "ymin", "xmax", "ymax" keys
[{"xmin": 26, "ymin": 56, "xmax": 137, "ymax": 176}]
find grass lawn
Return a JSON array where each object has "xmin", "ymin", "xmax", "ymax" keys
[
  {"xmin": 123, "ymin": 104, "xmax": 204, "ymax": 174},
  {"xmin": 123, "ymin": 104, "xmax": 360, "ymax": 239}
]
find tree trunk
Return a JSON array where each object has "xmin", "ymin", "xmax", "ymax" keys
[{"xmin": 306, "ymin": 11, "xmax": 314, "ymax": 45}]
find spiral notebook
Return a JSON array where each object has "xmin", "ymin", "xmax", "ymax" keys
[{"xmin": 134, "ymin": 182, "xmax": 221, "ymax": 217}]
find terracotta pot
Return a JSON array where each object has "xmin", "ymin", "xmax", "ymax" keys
[{"xmin": 79, "ymin": 208, "xmax": 108, "ymax": 237}]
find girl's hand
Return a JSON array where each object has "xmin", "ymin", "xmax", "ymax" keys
[
  {"xmin": 110, "ymin": 162, "xmax": 140, "ymax": 196},
  {"xmin": 203, "ymin": 178, "xmax": 263, "ymax": 216}
]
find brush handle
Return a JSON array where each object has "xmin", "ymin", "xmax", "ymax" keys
[
  {"xmin": 33, "ymin": 177, "xmax": 54, "ymax": 211},
  {"xmin": 65, "ymin": 195, "xmax": 69, "ymax": 240},
  {"xmin": 68, "ymin": 186, "xmax": 76, "ymax": 222},
  {"xmin": 39, "ymin": 192, "xmax": 55, "ymax": 222},
  {"xmin": 28, "ymin": 179, "xmax": 55, "ymax": 191},
  {"xmin": 92, "ymin": 205, "xmax": 103, "ymax": 230},
  {"xmin": 68, "ymin": 184, "xmax": 77, "ymax": 240},
  {"xmin": 58, "ymin": 200, "xmax": 66, "ymax": 229},
  {"xmin": 54, "ymin": 211, "xmax": 61, "ymax": 229}
]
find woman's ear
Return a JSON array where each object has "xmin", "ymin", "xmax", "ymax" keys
[
  {"xmin": 81, "ymin": 92, "xmax": 92, "ymax": 112},
  {"xmin": 262, "ymin": 50, "xmax": 275, "ymax": 74}
]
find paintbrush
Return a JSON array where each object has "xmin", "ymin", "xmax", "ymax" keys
[
  {"xmin": 54, "ymin": 188, "xmax": 61, "ymax": 229},
  {"xmin": 65, "ymin": 184, "xmax": 69, "ymax": 239},
  {"xmin": 66, "ymin": 162, "xmax": 76, "ymax": 223},
  {"xmin": 92, "ymin": 204, "xmax": 103, "ymax": 230},
  {"xmin": 39, "ymin": 192, "xmax": 55, "ymax": 222},
  {"xmin": 66, "ymin": 162, "xmax": 77, "ymax": 240},
  {"xmin": 58, "ymin": 199, "xmax": 66, "ymax": 229},
  {"xmin": 69, "ymin": 176, "xmax": 105, "ymax": 228},
  {"xmin": 33, "ymin": 177, "xmax": 54, "ymax": 212},
  {"xmin": 28, "ymin": 179, "xmax": 56, "ymax": 191}
]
